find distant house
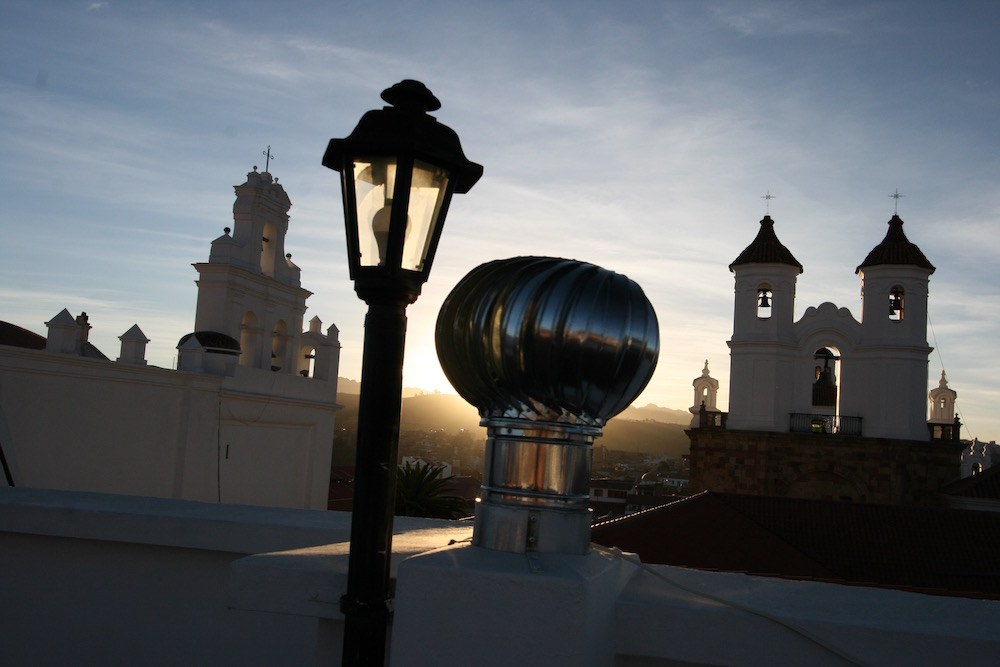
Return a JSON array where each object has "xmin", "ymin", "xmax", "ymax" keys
[
  {"xmin": 0, "ymin": 168, "xmax": 341, "ymax": 509},
  {"xmin": 687, "ymin": 213, "xmax": 963, "ymax": 506},
  {"xmin": 941, "ymin": 462, "xmax": 1000, "ymax": 513},
  {"xmin": 590, "ymin": 477, "xmax": 684, "ymax": 520}
]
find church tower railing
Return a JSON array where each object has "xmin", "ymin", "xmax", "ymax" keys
[{"xmin": 789, "ymin": 413, "xmax": 863, "ymax": 436}]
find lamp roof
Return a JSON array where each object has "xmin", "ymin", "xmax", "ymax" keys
[{"xmin": 322, "ymin": 80, "xmax": 482, "ymax": 194}]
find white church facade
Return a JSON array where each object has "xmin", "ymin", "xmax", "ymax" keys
[
  {"xmin": 725, "ymin": 213, "xmax": 939, "ymax": 440},
  {"xmin": 0, "ymin": 168, "xmax": 341, "ymax": 509},
  {"xmin": 688, "ymin": 213, "xmax": 963, "ymax": 505}
]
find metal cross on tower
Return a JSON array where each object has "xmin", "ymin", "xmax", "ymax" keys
[
  {"xmin": 890, "ymin": 189, "xmax": 903, "ymax": 214},
  {"xmin": 761, "ymin": 190, "xmax": 776, "ymax": 214},
  {"xmin": 262, "ymin": 145, "xmax": 275, "ymax": 173}
]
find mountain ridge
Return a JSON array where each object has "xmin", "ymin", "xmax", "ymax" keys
[
  {"xmin": 337, "ymin": 377, "xmax": 692, "ymax": 425},
  {"xmin": 336, "ymin": 378, "xmax": 692, "ymax": 458}
]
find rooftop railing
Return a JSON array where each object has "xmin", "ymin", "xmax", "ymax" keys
[{"xmin": 789, "ymin": 413, "xmax": 863, "ymax": 436}]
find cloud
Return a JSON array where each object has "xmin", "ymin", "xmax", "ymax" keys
[{"xmin": 709, "ymin": 1, "xmax": 873, "ymax": 37}]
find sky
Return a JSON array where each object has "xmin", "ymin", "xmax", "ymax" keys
[{"xmin": 2, "ymin": 1, "xmax": 999, "ymax": 440}]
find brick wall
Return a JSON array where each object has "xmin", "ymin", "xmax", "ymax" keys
[{"xmin": 687, "ymin": 429, "xmax": 964, "ymax": 506}]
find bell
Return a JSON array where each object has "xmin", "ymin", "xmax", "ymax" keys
[{"xmin": 758, "ymin": 292, "xmax": 771, "ymax": 308}]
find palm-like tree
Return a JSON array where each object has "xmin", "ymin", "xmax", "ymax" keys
[{"xmin": 395, "ymin": 461, "xmax": 466, "ymax": 520}]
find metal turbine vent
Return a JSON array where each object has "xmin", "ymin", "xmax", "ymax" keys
[{"xmin": 436, "ymin": 256, "xmax": 659, "ymax": 553}]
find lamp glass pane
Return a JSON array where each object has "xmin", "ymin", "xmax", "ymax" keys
[
  {"xmin": 353, "ymin": 158, "xmax": 397, "ymax": 267},
  {"xmin": 400, "ymin": 160, "xmax": 449, "ymax": 272}
]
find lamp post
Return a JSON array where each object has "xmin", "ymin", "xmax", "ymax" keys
[{"xmin": 322, "ymin": 79, "xmax": 482, "ymax": 666}]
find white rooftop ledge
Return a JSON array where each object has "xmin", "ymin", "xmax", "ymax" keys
[
  {"xmin": 3, "ymin": 487, "xmax": 999, "ymax": 666},
  {"xmin": 0, "ymin": 486, "xmax": 353, "ymax": 553}
]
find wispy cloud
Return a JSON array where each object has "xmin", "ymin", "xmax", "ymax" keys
[{"xmin": 709, "ymin": 1, "xmax": 873, "ymax": 37}]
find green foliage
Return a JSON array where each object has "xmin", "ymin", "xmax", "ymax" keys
[{"xmin": 395, "ymin": 461, "xmax": 466, "ymax": 520}]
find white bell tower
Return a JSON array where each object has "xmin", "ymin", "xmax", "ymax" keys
[
  {"xmin": 181, "ymin": 167, "xmax": 338, "ymax": 380},
  {"xmin": 727, "ymin": 216, "xmax": 803, "ymax": 431},
  {"xmin": 689, "ymin": 360, "xmax": 720, "ymax": 427},
  {"xmin": 854, "ymin": 214, "xmax": 935, "ymax": 439}
]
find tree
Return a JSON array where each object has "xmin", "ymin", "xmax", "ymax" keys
[{"xmin": 395, "ymin": 461, "xmax": 466, "ymax": 520}]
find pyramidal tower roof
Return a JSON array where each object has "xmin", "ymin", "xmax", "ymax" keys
[
  {"xmin": 856, "ymin": 214, "xmax": 935, "ymax": 274},
  {"xmin": 729, "ymin": 216, "xmax": 803, "ymax": 272}
]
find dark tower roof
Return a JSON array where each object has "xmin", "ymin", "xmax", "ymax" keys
[
  {"xmin": 177, "ymin": 331, "xmax": 241, "ymax": 356},
  {"xmin": 856, "ymin": 215, "xmax": 935, "ymax": 274},
  {"xmin": 729, "ymin": 216, "xmax": 803, "ymax": 272}
]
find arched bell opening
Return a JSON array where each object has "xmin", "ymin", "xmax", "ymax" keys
[
  {"xmin": 888, "ymin": 286, "xmax": 904, "ymax": 321},
  {"xmin": 756, "ymin": 284, "xmax": 773, "ymax": 320},
  {"xmin": 239, "ymin": 311, "xmax": 259, "ymax": 368},
  {"xmin": 810, "ymin": 346, "xmax": 842, "ymax": 432},
  {"xmin": 271, "ymin": 320, "xmax": 288, "ymax": 372}
]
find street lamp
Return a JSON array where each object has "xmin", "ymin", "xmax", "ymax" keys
[{"xmin": 322, "ymin": 80, "xmax": 482, "ymax": 666}]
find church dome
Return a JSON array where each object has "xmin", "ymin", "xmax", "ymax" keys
[
  {"xmin": 856, "ymin": 214, "xmax": 935, "ymax": 273},
  {"xmin": 0, "ymin": 321, "xmax": 46, "ymax": 350},
  {"xmin": 729, "ymin": 216, "xmax": 803, "ymax": 272},
  {"xmin": 177, "ymin": 331, "xmax": 241, "ymax": 356},
  {"xmin": 435, "ymin": 256, "xmax": 659, "ymax": 425}
]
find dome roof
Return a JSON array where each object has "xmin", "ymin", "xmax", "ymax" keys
[
  {"xmin": 177, "ymin": 331, "xmax": 241, "ymax": 355},
  {"xmin": 729, "ymin": 216, "xmax": 803, "ymax": 272},
  {"xmin": 856, "ymin": 214, "xmax": 935, "ymax": 273},
  {"xmin": 435, "ymin": 256, "xmax": 659, "ymax": 425},
  {"xmin": 0, "ymin": 321, "xmax": 46, "ymax": 350}
]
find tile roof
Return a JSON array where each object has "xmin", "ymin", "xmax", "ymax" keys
[
  {"xmin": 941, "ymin": 464, "xmax": 1000, "ymax": 500},
  {"xmin": 856, "ymin": 215, "xmax": 935, "ymax": 272},
  {"xmin": 729, "ymin": 216, "xmax": 803, "ymax": 272},
  {"xmin": 591, "ymin": 492, "xmax": 1000, "ymax": 599},
  {"xmin": 0, "ymin": 321, "xmax": 46, "ymax": 350}
]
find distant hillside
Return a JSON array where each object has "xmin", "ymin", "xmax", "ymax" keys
[
  {"xmin": 618, "ymin": 403, "xmax": 692, "ymax": 426},
  {"xmin": 338, "ymin": 379, "xmax": 692, "ymax": 425},
  {"xmin": 338, "ymin": 377, "xmax": 434, "ymax": 399},
  {"xmin": 600, "ymin": 419, "xmax": 690, "ymax": 458},
  {"xmin": 336, "ymin": 391, "xmax": 482, "ymax": 435},
  {"xmin": 336, "ymin": 384, "xmax": 691, "ymax": 457}
]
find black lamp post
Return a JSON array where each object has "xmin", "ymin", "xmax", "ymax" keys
[{"xmin": 322, "ymin": 79, "xmax": 482, "ymax": 666}]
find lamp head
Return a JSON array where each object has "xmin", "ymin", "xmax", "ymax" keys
[{"xmin": 323, "ymin": 80, "xmax": 483, "ymax": 305}]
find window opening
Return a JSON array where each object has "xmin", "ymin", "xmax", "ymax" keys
[
  {"xmin": 261, "ymin": 222, "xmax": 277, "ymax": 276},
  {"xmin": 888, "ymin": 287, "xmax": 904, "ymax": 321},
  {"xmin": 811, "ymin": 347, "xmax": 841, "ymax": 421},
  {"xmin": 271, "ymin": 320, "xmax": 287, "ymax": 371},
  {"xmin": 301, "ymin": 346, "xmax": 316, "ymax": 378},
  {"xmin": 239, "ymin": 311, "xmax": 258, "ymax": 367}
]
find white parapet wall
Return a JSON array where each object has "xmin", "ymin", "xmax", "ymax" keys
[
  {"xmin": 0, "ymin": 487, "xmax": 354, "ymax": 665},
  {"xmin": 0, "ymin": 344, "xmax": 339, "ymax": 510},
  {"xmin": 3, "ymin": 487, "xmax": 1000, "ymax": 667}
]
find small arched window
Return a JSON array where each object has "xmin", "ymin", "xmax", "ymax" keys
[
  {"xmin": 301, "ymin": 346, "xmax": 316, "ymax": 378},
  {"xmin": 239, "ymin": 311, "xmax": 259, "ymax": 367},
  {"xmin": 261, "ymin": 221, "xmax": 277, "ymax": 276},
  {"xmin": 756, "ymin": 285, "xmax": 772, "ymax": 319},
  {"xmin": 888, "ymin": 286, "xmax": 904, "ymax": 321},
  {"xmin": 271, "ymin": 320, "xmax": 288, "ymax": 371}
]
